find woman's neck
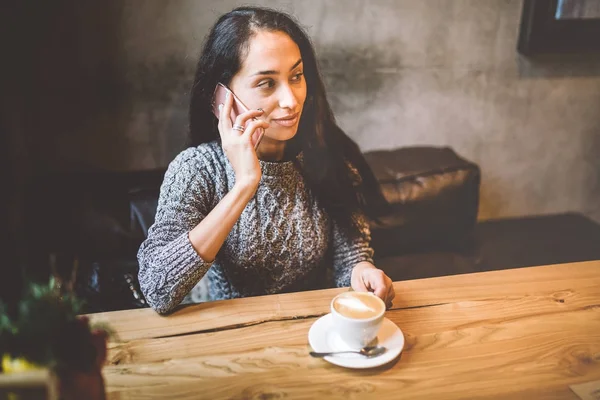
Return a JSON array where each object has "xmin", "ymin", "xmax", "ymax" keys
[{"xmin": 256, "ymin": 138, "xmax": 286, "ymax": 162}]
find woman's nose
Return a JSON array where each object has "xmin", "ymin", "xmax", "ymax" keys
[{"xmin": 277, "ymin": 85, "xmax": 299, "ymax": 110}]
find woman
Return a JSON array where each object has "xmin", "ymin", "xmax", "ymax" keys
[{"xmin": 138, "ymin": 6, "xmax": 395, "ymax": 314}]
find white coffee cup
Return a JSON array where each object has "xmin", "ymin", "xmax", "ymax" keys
[{"xmin": 330, "ymin": 291, "xmax": 386, "ymax": 349}]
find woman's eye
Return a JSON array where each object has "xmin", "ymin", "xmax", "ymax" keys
[
  {"xmin": 291, "ymin": 72, "xmax": 304, "ymax": 82},
  {"xmin": 258, "ymin": 79, "xmax": 275, "ymax": 88}
]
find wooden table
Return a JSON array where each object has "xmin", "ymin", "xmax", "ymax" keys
[{"xmin": 89, "ymin": 261, "xmax": 600, "ymax": 399}]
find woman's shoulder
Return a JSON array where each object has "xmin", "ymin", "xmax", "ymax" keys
[
  {"xmin": 168, "ymin": 141, "xmax": 226, "ymax": 175},
  {"xmin": 158, "ymin": 142, "xmax": 225, "ymax": 204}
]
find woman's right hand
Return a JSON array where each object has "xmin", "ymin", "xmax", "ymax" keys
[{"xmin": 218, "ymin": 91, "xmax": 269, "ymax": 191}]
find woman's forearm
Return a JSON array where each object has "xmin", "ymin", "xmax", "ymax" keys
[{"xmin": 188, "ymin": 180, "xmax": 257, "ymax": 262}]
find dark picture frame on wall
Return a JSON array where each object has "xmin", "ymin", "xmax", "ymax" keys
[{"xmin": 518, "ymin": 0, "xmax": 600, "ymax": 55}]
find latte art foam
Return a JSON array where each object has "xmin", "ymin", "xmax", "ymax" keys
[{"xmin": 332, "ymin": 292, "xmax": 384, "ymax": 319}]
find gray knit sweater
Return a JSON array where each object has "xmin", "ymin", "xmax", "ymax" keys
[{"xmin": 137, "ymin": 141, "xmax": 374, "ymax": 314}]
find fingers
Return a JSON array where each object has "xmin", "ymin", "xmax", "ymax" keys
[
  {"xmin": 365, "ymin": 269, "xmax": 387, "ymax": 298},
  {"xmin": 252, "ymin": 127, "xmax": 265, "ymax": 149},
  {"xmin": 351, "ymin": 269, "xmax": 369, "ymax": 292},
  {"xmin": 218, "ymin": 90, "xmax": 235, "ymax": 131},
  {"xmin": 380, "ymin": 275, "xmax": 394, "ymax": 308},
  {"xmin": 357, "ymin": 267, "xmax": 395, "ymax": 308},
  {"xmin": 373, "ymin": 283, "xmax": 388, "ymax": 300},
  {"xmin": 377, "ymin": 283, "xmax": 394, "ymax": 309},
  {"xmin": 352, "ymin": 267, "xmax": 396, "ymax": 310},
  {"xmin": 385, "ymin": 283, "xmax": 395, "ymax": 309},
  {"xmin": 242, "ymin": 118, "xmax": 269, "ymax": 141},
  {"xmin": 378, "ymin": 271, "xmax": 394, "ymax": 307},
  {"xmin": 234, "ymin": 109, "xmax": 265, "ymax": 130},
  {"xmin": 218, "ymin": 100, "xmax": 266, "ymax": 140}
]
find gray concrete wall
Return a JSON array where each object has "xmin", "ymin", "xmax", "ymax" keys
[{"xmin": 34, "ymin": 0, "xmax": 600, "ymax": 222}]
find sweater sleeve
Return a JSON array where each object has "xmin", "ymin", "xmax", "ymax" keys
[
  {"xmin": 331, "ymin": 210, "xmax": 375, "ymax": 288},
  {"xmin": 137, "ymin": 148, "xmax": 216, "ymax": 314}
]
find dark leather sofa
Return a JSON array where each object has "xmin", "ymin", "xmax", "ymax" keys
[
  {"xmin": 26, "ymin": 147, "xmax": 600, "ymax": 312},
  {"xmin": 364, "ymin": 148, "xmax": 600, "ymax": 281}
]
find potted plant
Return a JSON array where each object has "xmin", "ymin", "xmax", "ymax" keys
[{"xmin": 0, "ymin": 278, "xmax": 109, "ymax": 399}]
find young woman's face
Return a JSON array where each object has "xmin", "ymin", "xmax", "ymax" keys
[{"xmin": 229, "ymin": 30, "xmax": 307, "ymax": 143}]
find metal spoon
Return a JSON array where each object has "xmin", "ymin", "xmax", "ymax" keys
[{"xmin": 309, "ymin": 346, "xmax": 386, "ymax": 358}]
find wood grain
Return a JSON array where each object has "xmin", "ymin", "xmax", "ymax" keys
[
  {"xmin": 90, "ymin": 261, "xmax": 600, "ymax": 399},
  {"xmin": 89, "ymin": 287, "xmax": 341, "ymax": 342}
]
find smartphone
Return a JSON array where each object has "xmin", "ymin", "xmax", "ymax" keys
[{"xmin": 212, "ymin": 83, "xmax": 264, "ymax": 149}]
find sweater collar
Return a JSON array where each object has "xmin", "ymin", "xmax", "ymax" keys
[{"xmin": 259, "ymin": 152, "xmax": 303, "ymax": 177}]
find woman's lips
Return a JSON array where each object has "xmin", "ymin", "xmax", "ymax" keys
[{"xmin": 271, "ymin": 113, "xmax": 299, "ymax": 127}]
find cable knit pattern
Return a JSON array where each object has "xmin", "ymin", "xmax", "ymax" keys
[{"xmin": 138, "ymin": 141, "xmax": 374, "ymax": 314}]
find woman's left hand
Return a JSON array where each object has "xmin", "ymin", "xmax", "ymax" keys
[{"xmin": 351, "ymin": 262, "xmax": 395, "ymax": 308}]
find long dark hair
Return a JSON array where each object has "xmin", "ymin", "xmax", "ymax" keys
[{"xmin": 189, "ymin": 6, "xmax": 389, "ymax": 232}]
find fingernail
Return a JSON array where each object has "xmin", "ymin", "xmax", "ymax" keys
[{"xmin": 218, "ymin": 104, "xmax": 223, "ymax": 111}]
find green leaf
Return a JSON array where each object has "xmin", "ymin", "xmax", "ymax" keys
[{"xmin": 0, "ymin": 302, "xmax": 12, "ymax": 330}]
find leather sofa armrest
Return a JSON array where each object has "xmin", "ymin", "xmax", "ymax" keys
[{"xmin": 364, "ymin": 147, "xmax": 480, "ymax": 257}]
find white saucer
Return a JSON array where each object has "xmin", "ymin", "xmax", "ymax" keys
[{"xmin": 308, "ymin": 313, "xmax": 404, "ymax": 369}]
